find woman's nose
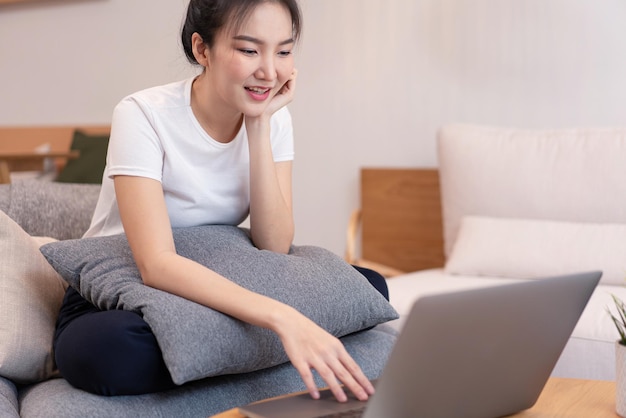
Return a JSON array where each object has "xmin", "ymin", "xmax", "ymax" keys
[{"xmin": 255, "ymin": 56, "xmax": 277, "ymax": 81}]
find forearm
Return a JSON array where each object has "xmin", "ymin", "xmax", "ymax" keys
[
  {"xmin": 246, "ymin": 118, "xmax": 294, "ymax": 253},
  {"xmin": 115, "ymin": 175, "xmax": 294, "ymax": 328},
  {"xmin": 115, "ymin": 174, "xmax": 371, "ymax": 403},
  {"xmin": 141, "ymin": 251, "xmax": 297, "ymax": 330}
]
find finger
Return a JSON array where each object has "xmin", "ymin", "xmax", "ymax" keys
[
  {"xmin": 313, "ymin": 339, "xmax": 366, "ymax": 402},
  {"xmin": 323, "ymin": 354, "xmax": 370, "ymax": 401},
  {"xmin": 279, "ymin": 77, "xmax": 296, "ymax": 97},
  {"xmin": 280, "ymin": 69, "xmax": 297, "ymax": 96},
  {"xmin": 315, "ymin": 363, "xmax": 348, "ymax": 403},
  {"xmin": 269, "ymin": 77, "xmax": 296, "ymax": 113},
  {"xmin": 294, "ymin": 362, "xmax": 320, "ymax": 400},
  {"xmin": 342, "ymin": 352, "xmax": 374, "ymax": 393},
  {"xmin": 289, "ymin": 71, "xmax": 297, "ymax": 90},
  {"xmin": 337, "ymin": 354, "xmax": 375, "ymax": 398}
]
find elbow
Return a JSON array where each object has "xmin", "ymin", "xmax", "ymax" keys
[
  {"xmin": 273, "ymin": 241, "xmax": 292, "ymax": 255},
  {"xmin": 251, "ymin": 229, "xmax": 294, "ymax": 254},
  {"xmin": 134, "ymin": 254, "xmax": 171, "ymax": 289},
  {"xmin": 137, "ymin": 263, "xmax": 159, "ymax": 288},
  {"xmin": 255, "ymin": 238, "xmax": 292, "ymax": 254}
]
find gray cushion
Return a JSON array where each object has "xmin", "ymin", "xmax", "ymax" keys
[
  {"xmin": 19, "ymin": 326, "xmax": 396, "ymax": 418},
  {"xmin": 40, "ymin": 225, "xmax": 398, "ymax": 385},
  {"xmin": 5, "ymin": 180, "xmax": 100, "ymax": 240},
  {"xmin": 0, "ymin": 376, "xmax": 19, "ymax": 418}
]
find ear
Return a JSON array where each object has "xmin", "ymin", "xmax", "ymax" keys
[{"xmin": 191, "ymin": 32, "xmax": 210, "ymax": 67}]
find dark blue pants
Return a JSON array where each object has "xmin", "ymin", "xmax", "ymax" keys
[{"xmin": 53, "ymin": 266, "xmax": 388, "ymax": 396}]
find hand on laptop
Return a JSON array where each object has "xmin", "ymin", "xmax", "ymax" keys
[{"xmin": 273, "ymin": 307, "xmax": 376, "ymax": 402}]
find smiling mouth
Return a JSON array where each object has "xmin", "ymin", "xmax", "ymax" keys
[{"xmin": 245, "ymin": 86, "xmax": 271, "ymax": 94}]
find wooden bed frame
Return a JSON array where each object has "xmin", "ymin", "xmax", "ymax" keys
[
  {"xmin": 345, "ymin": 168, "xmax": 445, "ymax": 276},
  {"xmin": 0, "ymin": 125, "xmax": 110, "ymax": 183}
]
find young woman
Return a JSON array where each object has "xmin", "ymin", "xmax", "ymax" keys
[{"xmin": 54, "ymin": 0, "xmax": 387, "ymax": 403}]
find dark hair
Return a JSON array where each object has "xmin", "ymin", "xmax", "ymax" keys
[{"xmin": 181, "ymin": 0, "xmax": 302, "ymax": 65}]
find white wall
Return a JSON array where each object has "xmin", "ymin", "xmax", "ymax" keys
[
  {"xmin": 1, "ymin": 0, "xmax": 625, "ymax": 255},
  {"xmin": 0, "ymin": 0, "xmax": 195, "ymax": 123}
]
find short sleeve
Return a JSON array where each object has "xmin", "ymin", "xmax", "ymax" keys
[{"xmin": 106, "ymin": 96, "xmax": 164, "ymax": 182}]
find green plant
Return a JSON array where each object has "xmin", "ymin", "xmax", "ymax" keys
[{"xmin": 609, "ymin": 294, "xmax": 626, "ymax": 346}]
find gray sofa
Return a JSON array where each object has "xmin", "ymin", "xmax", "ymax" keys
[{"xmin": 0, "ymin": 180, "xmax": 396, "ymax": 418}]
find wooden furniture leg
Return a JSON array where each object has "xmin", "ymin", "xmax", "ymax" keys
[{"xmin": 0, "ymin": 161, "xmax": 10, "ymax": 184}]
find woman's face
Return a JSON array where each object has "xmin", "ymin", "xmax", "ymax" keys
[{"xmin": 204, "ymin": 2, "xmax": 295, "ymax": 118}]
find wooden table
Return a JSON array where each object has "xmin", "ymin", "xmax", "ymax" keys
[
  {"xmin": 513, "ymin": 378, "xmax": 616, "ymax": 417},
  {"xmin": 0, "ymin": 150, "xmax": 79, "ymax": 184},
  {"xmin": 211, "ymin": 378, "xmax": 618, "ymax": 418}
]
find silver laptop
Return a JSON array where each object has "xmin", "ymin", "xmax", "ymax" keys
[{"xmin": 239, "ymin": 271, "xmax": 601, "ymax": 418}]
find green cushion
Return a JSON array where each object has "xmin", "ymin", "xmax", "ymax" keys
[{"xmin": 56, "ymin": 131, "xmax": 109, "ymax": 184}]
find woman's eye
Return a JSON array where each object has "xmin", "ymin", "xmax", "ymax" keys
[
  {"xmin": 238, "ymin": 49, "xmax": 257, "ymax": 56},
  {"xmin": 278, "ymin": 50, "xmax": 292, "ymax": 57}
]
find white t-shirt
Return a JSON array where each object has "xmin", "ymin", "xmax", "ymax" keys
[{"xmin": 84, "ymin": 77, "xmax": 295, "ymax": 238}]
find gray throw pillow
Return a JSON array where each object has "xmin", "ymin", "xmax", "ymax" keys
[{"xmin": 40, "ymin": 225, "xmax": 398, "ymax": 385}]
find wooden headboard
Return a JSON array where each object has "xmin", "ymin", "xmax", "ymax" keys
[{"xmin": 347, "ymin": 168, "xmax": 445, "ymax": 275}]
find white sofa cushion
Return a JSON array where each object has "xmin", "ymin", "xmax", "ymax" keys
[
  {"xmin": 385, "ymin": 268, "xmax": 519, "ymax": 331},
  {"xmin": 386, "ymin": 268, "xmax": 626, "ymax": 380},
  {"xmin": 445, "ymin": 216, "xmax": 626, "ymax": 285},
  {"xmin": 0, "ymin": 211, "xmax": 66, "ymax": 383},
  {"xmin": 437, "ymin": 124, "xmax": 626, "ymax": 257}
]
